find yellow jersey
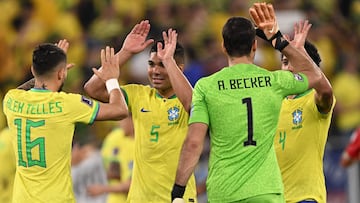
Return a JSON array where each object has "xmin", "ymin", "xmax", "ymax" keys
[
  {"xmin": 101, "ymin": 128, "xmax": 134, "ymax": 203},
  {"xmin": 275, "ymin": 89, "xmax": 336, "ymax": 203},
  {"xmin": 122, "ymin": 84, "xmax": 197, "ymax": 203},
  {"xmin": 3, "ymin": 89, "xmax": 99, "ymax": 203},
  {"xmin": 0, "ymin": 127, "xmax": 16, "ymax": 203}
]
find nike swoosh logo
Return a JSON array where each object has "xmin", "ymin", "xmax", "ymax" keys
[{"xmin": 140, "ymin": 108, "xmax": 151, "ymax": 112}]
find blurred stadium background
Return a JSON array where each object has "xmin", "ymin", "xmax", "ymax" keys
[{"xmin": 1, "ymin": 0, "xmax": 360, "ymax": 202}]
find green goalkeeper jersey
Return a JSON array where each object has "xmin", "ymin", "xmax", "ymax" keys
[{"xmin": 189, "ymin": 63, "xmax": 309, "ymax": 202}]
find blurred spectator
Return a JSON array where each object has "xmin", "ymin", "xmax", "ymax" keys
[
  {"xmin": 1, "ymin": 1, "xmax": 360, "ymax": 202},
  {"xmin": 332, "ymin": 54, "xmax": 360, "ymax": 137},
  {"xmin": 0, "ymin": 127, "xmax": 16, "ymax": 203},
  {"xmin": 72, "ymin": 126, "xmax": 108, "ymax": 203},
  {"xmin": 87, "ymin": 116, "xmax": 135, "ymax": 203},
  {"xmin": 341, "ymin": 127, "xmax": 360, "ymax": 167}
]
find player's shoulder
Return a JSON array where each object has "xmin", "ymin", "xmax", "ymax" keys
[
  {"xmin": 122, "ymin": 84, "xmax": 153, "ymax": 93},
  {"xmin": 5, "ymin": 88, "xmax": 25, "ymax": 96}
]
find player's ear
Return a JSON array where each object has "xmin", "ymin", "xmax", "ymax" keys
[
  {"xmin": 221, "ymin": 41, "xmax": 227, "ymax": 55},
  {"xmin": 30, "ymin": 66, "xmax": 36, "ymax": 77},
  {"xmin": 252, "ymin": 39, "xmax": 257, "ymax": 53},
  {"xmin": 57, "ymin": 66, "xmax": 66, "ymax": 81}
]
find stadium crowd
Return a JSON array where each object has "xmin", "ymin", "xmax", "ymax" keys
[{"xmin": 1, "ymin": 0, "xmax": 360, "ymax": 202}]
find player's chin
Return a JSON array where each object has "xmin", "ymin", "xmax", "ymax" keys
[{"xmin": 151, "ymin": 80, "xmax": 163, "ymax": 87}]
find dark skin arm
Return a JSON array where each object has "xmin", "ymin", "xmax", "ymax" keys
[
  {"xmin": 286, "ymin": 20, "xmax": 334, "ymax": 113},
  {"xmin": 249, "ymin": 3, "xmax": 323, "ymax": 89},
  {"xmin": 84, "ymin": 20, "xmax": 154, "ymax": 102}
]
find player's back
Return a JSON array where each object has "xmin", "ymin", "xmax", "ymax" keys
[
  {"xmin": 193, "ymin": 63, "xmax": 308, "ymax": 201},
  {"xmin": 3, "ymin": 89, "xmax": 99, "ymax": 202}
]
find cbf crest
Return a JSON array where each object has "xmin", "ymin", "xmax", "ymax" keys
[
  {"xmin": 168, "ymin": 106, "xmax": 180, "ymax": 125},
  {"xmin": 292, "ymin": 109, "xmax": 303, "ymax": 129}
]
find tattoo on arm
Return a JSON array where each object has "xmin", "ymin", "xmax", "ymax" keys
[{"xmin": 17, "ymin": 78, "xmax": 35, "ymax": 90}]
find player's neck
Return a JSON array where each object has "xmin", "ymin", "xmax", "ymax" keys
[
  {"xmin": 156, "ymin": 88, "xmax": 175, "ymax": 99},
  {"xmin": 228, "ymin": 55, "xmax": 253, "ymax": 66},
  {"xmin": 33, "ymin": 79, "xmax": 59, "ymax": 92},
  {"xmin": 287, "ymin": 95, "xmax": 296, "ymax": 99}
]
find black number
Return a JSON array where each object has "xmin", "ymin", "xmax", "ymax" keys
[{"xmin": 242, "ymin": 98, "xmax": 256, "ymax": 146}]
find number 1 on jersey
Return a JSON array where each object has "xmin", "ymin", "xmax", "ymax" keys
[{"xmin": 242, "ymin": 98, "xmax": 256, "ymax": 146}]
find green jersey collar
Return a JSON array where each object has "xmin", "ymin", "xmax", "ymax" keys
[
  {"xmin": 30, "ymin": 88, "xmax": 52, "ymax": 92},
  {"xmin": 155, "ymin": 92, "xmax": 177, "ymax": 99}
]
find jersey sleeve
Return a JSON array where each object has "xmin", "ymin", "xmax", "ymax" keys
[
  {"xmin": 64, "ymin": 93, "xmax": 99, "ymax": 124},
  {"xmin": 189, "ymin": 80, "xmax": 209, "ymax": 125},
  {"xmin": 121, "ymin": 84, "xmax": 141, "ymax": 113},
  {"xmin": 272, "ymin": 70, "xmax": 309, "ymax": 97},
  {"xmin": 346, "ymin": 129, "xmax": 360, "ymax": 159}
]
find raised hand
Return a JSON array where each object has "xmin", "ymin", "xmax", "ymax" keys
[
  {"xmin": 55, "ymin": 39, "xmax": 74, "ymax": 70},
  {"xmin": 291, "ymin": 20, "xmax": 312, "ymax": 49},
  {"xmin": 92, "ymin": 46, "xmax": 120, "ymax": 82},
  {"xmin": 157, "ymin": 28, "xmax": 178, "ymax": 61},
  {"xmin": 249, "ymin": 3, "xmax": 279, "ymax": 40},
  {"xmin": 121, "ymin": 20, "xmax": 154, "ymax": 54},
  {"xmin": 56, "ymin": 39, "xmax": 69, "ymax": 53}
]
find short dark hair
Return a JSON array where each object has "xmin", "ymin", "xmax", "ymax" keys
[
  {"xmin": 32, "ymin": 43, "xmax": 66, "ymax": 76},
  {"xmin": 304, "ymin": 40, "xmax": 321, "ymax": 67},
  {"xmin": 281, "ymin": 40, "xmax": 321, "ymax": 67},
  {"xmin": 222, "ymin": 17, "xmax": 256, "ymax": 57},
  {"xmin": 150, "ymin": 40, "xmax": 185, "ymax": 65}
]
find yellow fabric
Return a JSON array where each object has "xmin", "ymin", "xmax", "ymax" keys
[
  {"xmin": 122, "ymin": 84, "xmax": 197, "ymax": 203},
  {"xmin": 275, "ymin": 90, "xmax": 336, "ymax": 203},
  {"xmin": 333, "ymin": 72, "xmax": 360, "ymax": 131},
  {"xmin": 0, "ymin": 127, "xmax": 16, "ymax": 203},
  {"xmin": 3, "ymin": 89, "xmax": 99, "ymax": 203},
  {"xmin": 101, "ymin": 128, "xmax": 134, "ymax": 203}
]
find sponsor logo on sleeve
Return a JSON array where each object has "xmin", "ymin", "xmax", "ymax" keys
[
  {"xmin": 293, "ymin": 73, "xmax": 303, "ymax": 81},
  {"xmin": 81, "ymin": 95, "xmax": 93, "ymax": 107}
]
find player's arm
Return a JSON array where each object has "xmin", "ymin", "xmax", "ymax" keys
[
  {"xmin": 87, "ymin": 179, "xmax": 131, "ymax": 196},
  {"xmin": 314, "ymin": 70, "xmax": 333, "ymax": 114},
  {"xmin": 84, "ymin": 20, "xmax": 154, "ymax": 102},
  {"xmin": 171, "ymin": 122, "xmax": 208, "ymax": 201},
  {"xmin": 94, "ymin": 46, "xmax": 128, "ymax": 121},
  {"xmin": 290, "ymin": 20, "xmax": 334, "ymax": 113},
  {"xmin": 249, "ymin": 3, "xmax": 322, "ymax": 89},
  {"xmin": 157, "ymin": 29, "xmax": 193, "ymax": 113},
  {"xmin": 341, "ymin": 152, "xmax": 357, "ymax": 167},
  {"xmin": 17, "ymin": 78, "xmax": 35, "ymax": 90}
]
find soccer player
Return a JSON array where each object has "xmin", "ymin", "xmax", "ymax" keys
[
  {"xmin": 2, "ymin": 40, "xmax": 128, "ymax": 202},
  {"xmin": 171, "ymin": 3, "xmax": 328, "ymax": 203},
  {"xmin": 71, "ymin": 133, "xmax": 108, "ymax": 203},
  {"xmin": 274, "ymin": 20, "xmax": 335, "ymax": 203},
  {"xmin": 341, "ymin": 127, "xmax": 360, "ymax": 167},
  {"xmin": 84, "ymin": 21, "xmax": 197, "ymax": 202},
  {"xmin": 87, "ymin": 116, "xmax": 135, "ymax": 203}
]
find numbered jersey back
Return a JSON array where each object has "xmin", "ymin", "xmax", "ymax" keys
[{"xmin": 3, "ymin": 89, "xmax": 99, "ymax": 202}]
